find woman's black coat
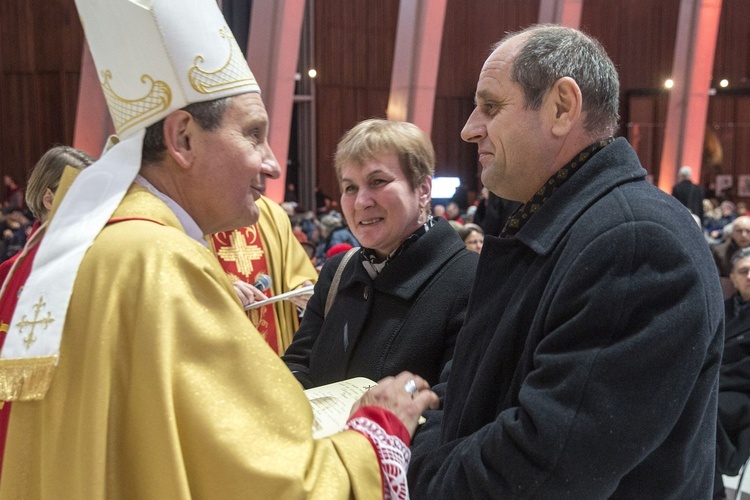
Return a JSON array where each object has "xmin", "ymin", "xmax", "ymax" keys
[{"xmin": 283, "ymin": 217, "xmax": 478, "ymax": 388}]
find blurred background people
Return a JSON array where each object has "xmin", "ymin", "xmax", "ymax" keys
[
  {"xmin": 456, "ymin": 222, "xmax": 484, "ymax": 254},
  {"xmin": 313, "ymin": 212, "xmax": 359, "ymax": 269},
  {"xmin": 1, "ymin": 176, "xmax": 24, "ymax": 215},
  {"xmin": 713, "ymin": 216, "xmax": 750, "ymax": 298}
]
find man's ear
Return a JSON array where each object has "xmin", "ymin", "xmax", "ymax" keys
[
  {"xmin": 163, "ymin": 110, "xmax": 195, "ymax": 169},
  {"xmin": 546, "ymin": 76, "xmax": 582, "ymax": 137}
]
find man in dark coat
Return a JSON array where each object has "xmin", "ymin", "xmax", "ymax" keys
[
  {"xmin": 408, "ymin": 25, "xmax": 724, "ymax": 498},
  {"xmin": 672, "ymin": 165, "xmax": 705, "ymax": 219},
  {"xmin": 715, "ymin": 247, "xmax": 750, "ymax": 498}
]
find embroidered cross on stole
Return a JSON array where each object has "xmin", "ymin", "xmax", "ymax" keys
[{"xmin": 210, "ymin": 226, "xmax": 280, "ymax": 354}]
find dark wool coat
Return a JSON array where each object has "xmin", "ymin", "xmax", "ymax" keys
[
  {"xmin": 716, "ymin": 295, "xmax": 750, "ymax": 476},
  {"xmin": 672, "ymin": 178, "xmax": 705, "ymax": 218},
  {"xmin": 283, "ymin": 217, "xmax": 478, "ymax": 388},
  {"xmin": 408, "ymin": 138, "xmax": 725, "ymax": 498}
]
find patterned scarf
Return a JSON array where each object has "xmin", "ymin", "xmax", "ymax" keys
[
  {"xmin": 361, "ymin": 216, "xmax": 435, "ymax": 278},
  {"xmin": 501, "ymin": 137, "xmax": 615, "ymax": 239}
]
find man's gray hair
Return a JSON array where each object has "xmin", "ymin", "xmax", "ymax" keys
[
  {"xmin": 141, "ymin": 97, "xmax": 232, "ymax": 165},
  {"xmin": 730, "ymin": 247, "xmax": 750, "ymax": 272},
  {"xmin": 679, "ymin": 166, "xmax": 693, "ymax": 179},
  {"xmin": 497, "ymin": 24, "xmax": 620, "ymax": 137}
]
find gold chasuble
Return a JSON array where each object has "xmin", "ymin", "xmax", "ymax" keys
[
  {"xmin": 211, "ymin": 196, "xmax": 318, "ymax": 355},
  {"xmin": 0, "ymin": 185, "xmax": 380, "ymax": 498}
]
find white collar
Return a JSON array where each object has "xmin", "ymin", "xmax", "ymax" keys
[{"xmin": 134, "ymin": 175, "xmax": 207, "ymax": 247}]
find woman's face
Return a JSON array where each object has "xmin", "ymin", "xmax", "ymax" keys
[
  {"xmin": 340, "ymin": 153, "xmax": 431, "ymax": 259},
  {"xmin": 464, "ymin": 230, "xmax": 483, "ymax": 253}
]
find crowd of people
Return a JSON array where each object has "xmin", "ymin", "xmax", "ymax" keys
[{"xmin": 0, "ymin": 5, "xmax": 742, "ymax": 498}]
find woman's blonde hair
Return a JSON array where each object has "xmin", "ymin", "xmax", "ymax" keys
[
  {"xmin": 26, "ymin": 146, "xmax": 96, "ymax": 219},
  {"xmin": 334, "ymin": 119, "xmax": 435, "ymax": 190}
]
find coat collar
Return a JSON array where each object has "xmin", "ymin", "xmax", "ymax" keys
[
  {"xmin": 338, "ymin": 217, "xmax": 468, "ymax": 301},
  {"xmin": 514, "ymin": 138, "xmax": 647, "ymax": 256}
]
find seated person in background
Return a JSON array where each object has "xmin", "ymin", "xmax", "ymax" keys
[
  {"xmin": 713, "ymin": 216, "xmax": 750, "ymax": 278},
  {"xmin": 707, "ymin": 200, "xmax": 738, "ymax": 241},
  {"xmin": 283, "ymin": 119, "xmax": 479, "ymax": 388},
  {"xmin": 455, "ymin": 222, "xmax": 484, "ymax": 254},
  {"xmin": 314, "ymin": 212, "xmax": 359, "ymax": 269},
  {"xmin": 1, "ymin": 176, "xmax": 24, "ymax": 215},
  {"xmin": 715, "ymin": 247, "xmax": 750, "ymax": 498},
  {"xmin": 444, "ymin": 201, "xmax": 464, "ymax": 224}
]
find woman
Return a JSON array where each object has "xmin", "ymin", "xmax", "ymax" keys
[
  {"xmin": 0, "ymin": 146, "xmax": 96, "ymax": 282},
  {"xmin": 456, "ymin": 222, "xmax": 484, "ymax": 254},
  {"xmin": 283, "ymin": 119, "xmax": 479, "ymax": 388},
  {"xmin": 0, "ymin": 145, "xmax": 95, "ymax": 477}
]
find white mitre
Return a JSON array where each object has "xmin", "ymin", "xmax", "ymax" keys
[{"xmin": 0, "ymin": 0, "xmax": 260, "ymax": 400}]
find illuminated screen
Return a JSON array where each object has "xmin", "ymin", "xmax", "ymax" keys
[{"xmin": 431, "ymin": 177, "xmax": 460, "ymax": 199}]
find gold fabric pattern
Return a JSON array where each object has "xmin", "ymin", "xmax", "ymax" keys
[
  {"xmin": 501, "ymin": 137, "xmax": 615, "ymax": 238},
  {"xmin": 100, "ymin": 70, "xmax": 172, "ymax": 135},
  {"xmin": 0, "ymin": 355, "xmax": 56, "ymax": 401},
  {"xmin": 188, "ymin": 28, "xmax": 258, "ymax": 94}
]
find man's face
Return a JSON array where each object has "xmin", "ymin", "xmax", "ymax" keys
[
  {"xmin": 190, "ymin": 93, "xmax": 277, "ymax": 234},
  {"xmin": 730, "ymin": 256, "xmax": 750, "ymax": 301},
  {"xmin": 731, "ymin": 217, "xmax": 750, "ymax": 248},
  {"xmin": 461, "ymin": 35, "xmax": 553, "ymax": 202}
]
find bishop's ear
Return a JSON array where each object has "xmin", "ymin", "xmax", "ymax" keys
[
  {"xmin": 162, "ymin": 110, "xmax": 195, "ymax": 169},
  {"xmin": 548, "ymin": 76, "xmax": 582, "ymax": 137}
]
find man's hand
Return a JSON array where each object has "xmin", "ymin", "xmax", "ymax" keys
[
  {"xmin": 351, "ymin": 371, "xmax": 439, "ymax": 437},
  {"xmin": 232, "ymin": 281, "xmax": 269, "ymax": 308}
]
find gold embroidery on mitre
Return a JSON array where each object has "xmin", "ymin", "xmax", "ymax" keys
[
  {"xmin": 15, "ymin": 297, "xmax": 54, "ymax": 350},
  {"xmin": 188, "ymin": 28, "xmax": 258, "ymax": 94},
  {"xmin": 0, "ymin": 322, "xmax": 8, "ymax": 334},
  {"xmin": 100, "ymin": 70, "xmax": 173, "ymax": 134}
]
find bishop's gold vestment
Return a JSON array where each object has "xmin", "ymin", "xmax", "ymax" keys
[{"xmin": 0, "ymin": 185, "xmax": 380, "ymax": 499}]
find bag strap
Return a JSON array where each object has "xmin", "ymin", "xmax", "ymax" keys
[{"xmin": 324, "ymin": 247, "xmax": 359, "ymax": 318}]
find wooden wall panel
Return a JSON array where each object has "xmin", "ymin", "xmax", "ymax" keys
[
  {"xmin": 713, "ymin": 0, "xmax": 750, "ymax": 89},
  {"xmin": 433, "ymin": 0, "xmax": 538, "ymax": 192},
  {"xmin": 313, "ymin": 0, "xmax": 398, "ymax": 204},
  {"xmin": 0, "ymin": 0, "xmax": 83, "ymax": 196}
]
